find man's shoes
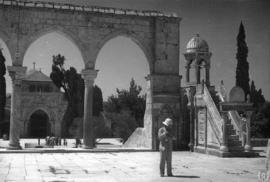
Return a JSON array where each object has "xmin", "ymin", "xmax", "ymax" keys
[
  {"xmin": 168, "ymin": 173, "xmax": 173, "ymax": 177},
  {"xmin": 160, "ymin": 174, "xmax": 164, "ymax": 177}
]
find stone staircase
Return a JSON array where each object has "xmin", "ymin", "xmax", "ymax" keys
[
  {"xmin": 226, "ymin": 120, "xmax": 244, "ymax": 151},
  {"xmin": 194, "ymin": 84, "xmax": 257, "ymax": 157}
]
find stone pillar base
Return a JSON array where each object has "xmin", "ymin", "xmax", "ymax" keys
[
  {"xmin": 82, "ymin": 145, "xmax": 94, "ymax": 149},
  {"xmin": 7, "ymin": 144, "xmax": 22, "ymax": 150},
  {"xmin": 220, "ymin": 145, "xmax": 228, "ymax": 152},
  {"xmin": 244, "ymin": 144, "xmax": 252, "ymax": 152}
]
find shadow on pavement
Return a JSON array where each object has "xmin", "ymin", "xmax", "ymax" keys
[{"xmin": 169, "ymin": 175, "xmax": 200, "ymax": 178}]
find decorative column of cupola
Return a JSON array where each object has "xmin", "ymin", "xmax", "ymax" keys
[
  {"xmin": 195, "ymin": 59, "xmax": 201, "ymax": 84},
  {"xmin": 205, "ymin": 65, "xmax": 210, "ymax": 86},
  {"xmin": 185, "ymin": 64, "xmax": 190, "ymax": 83},
  {"xmin": 7, "ymin": 66, "xmax": 27, "ymax": 149},
  {"xmin": 81, "ymin": 69, "xmax": 98, "ymax": 149}
]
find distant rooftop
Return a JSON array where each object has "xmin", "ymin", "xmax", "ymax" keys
[
  {"xmin": 22, "ymin": 69, "xmax": 52, "ymax": 82},
  {"xmin": 0, "ymin": 0, "xmax": 178, "ymax": 18}
]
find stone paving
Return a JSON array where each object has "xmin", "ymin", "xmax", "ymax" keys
[{"xmin": 0, "ymin": 151, "xmax": 267, "ymax": 182}]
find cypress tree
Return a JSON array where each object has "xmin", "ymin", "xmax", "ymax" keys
[
  {"xmin": 235, "ymin": 21, "xmax": 250, "ymax": 99},
  {"xmin": 0, "ymin": 49, "xmax": 6, "ymax": 121}
]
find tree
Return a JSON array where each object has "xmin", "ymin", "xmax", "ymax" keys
[
  {"xmin": 0, "ymin": 49, "xmax": 6, "ymax": 122},
  {"xmin": 235, "ymin": 21, "xmax": 250, "ymax": 99},
  {"xmin": 250, "ymin": 80, "xmax": 265, "ymax": 107},
  {"xmin": 106, "ymin": 111, "xmax": 137, "ymax": 141},
  {"xmin": 50, "ymin": 54, "xmax": 103, "ymax": 137},
  {"xmin": 251, "ymin": 102, "xmax": 270, "ymax": 138},
  {"xmin": 103, "ymin": 78, "xmax": 146, "ymax": 140},
  {"xmin": 104, "ymin": 78, "xmax": 146, "ymax": 127},
  {"xmin": 93, "ymin": 85, "xmax": 103, "ymax": 117}
]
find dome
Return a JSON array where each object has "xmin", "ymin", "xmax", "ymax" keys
[
  {"xmin": 22, "ymin": 69, "xmax": 52, "ymax": 82},
  {"xmin": 186, "ymin": 34, "xmax": 209, "ymax": 53}
]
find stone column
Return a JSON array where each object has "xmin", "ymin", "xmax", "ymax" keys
[
  {"xmin": 205, "ymin": 66, "xmax": 210, "ymax": 86},
  {"xmin": 244, "ymin": 111, "xmax": 253, "ymax": 152},
  {"xmin": 81, "ymin": 69, "xmax": 98, "ymax": 149},
  {"xmin": 194, "ymin": 65, "xmax": 200, "ymax": 84},
  {"xmin": 185, "ymin": 65, "xmax": 190, "ymax": 83},
  {"xmin": 7, "ymin": 66, "xmax": 26, "ymax": 149}
]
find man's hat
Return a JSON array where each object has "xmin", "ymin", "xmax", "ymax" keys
[{"xmin": 162, "ymin": 118, "xmax": 173, "ymax": 126}]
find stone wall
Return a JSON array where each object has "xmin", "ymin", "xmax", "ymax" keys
[{"xmin": 20, "ymin": 92, "xmax": 67, "ymax": 137}]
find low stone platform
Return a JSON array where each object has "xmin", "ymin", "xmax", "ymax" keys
[{"xmin": 194, "ymin": 146, "xmax": 260, "ymax": 158}]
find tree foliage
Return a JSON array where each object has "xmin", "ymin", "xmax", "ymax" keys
[
  {"xmin": 104, "ymin": 78, "xmax": 146, "ymax": 127},
  {"xmin": 251, "ymin": 102, "xmax": 270, "ymax": 138},
  {"xmin": 250, "ymin": 80, "xmax": 265, "ymax": 107},
  {"xmin": 106, "ymin": 111, "xmax": 137, "ymax": 141},
  {"xmin": 103, "ymin": 78, "xmax": 146, "ymax": 141},
  {"xmin": 50, "ymin": 54, "xmax": 103, "ymax": 137},
  {"xmin": 0, "ymin": 49, "xmax": 6, "ymax": 122},
  {"xmin": 235, "ymin": 21, "xmax": 250, "ymax": 99},
  {"xmin": 93, "ymin": 85, "xmax": 103, "ymax": 117}
]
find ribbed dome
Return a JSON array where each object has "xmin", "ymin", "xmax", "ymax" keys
[{"xmin": 186, "ymin": 34, "xmax": 209, "ymax": 53}]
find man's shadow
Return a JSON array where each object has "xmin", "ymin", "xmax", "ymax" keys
[{"xmin": 168, "ymin": 175, "xmax": 200, "ymax": 178}]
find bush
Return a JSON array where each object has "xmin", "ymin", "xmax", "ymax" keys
[{"xmin": 105, "ymin": 111, "xmax": 137, "ymax": 142}]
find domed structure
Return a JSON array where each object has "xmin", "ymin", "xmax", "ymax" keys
[
  {"xmin": 184, "ymin": 34, "xmax": 212, "ymax": 86},
  {"xmin": 186, "ymin": 34, "xmax": 209, "ymax": 53}
]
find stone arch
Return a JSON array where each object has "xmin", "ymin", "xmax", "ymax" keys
[
  {"xmin": 27, "ymin": 109, "xmax": 51, "ymax": 138},
  {"xmin": 26, "ymin": 107, "xmax": 54, "ymax": 127},
  {"xmin": 0, "ymin": 29, "xmax": 14, "ymax": 63},
  {"xmin": 20, "ymin": 26, "xmax": 86, "ymax": 67},
  {"xmin": 93, "ymin": 29, "xmax": 153, "ymax": 73}
]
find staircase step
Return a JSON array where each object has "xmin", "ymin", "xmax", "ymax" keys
[
  {"xmin": 227, "ymin": 129, "xmax": 236, "ymax": 135},
  {"xmin": 228, "ymin": 135, "xmax": 240, "ymax": 141},
  {"xmin": 228, "ymin": 140, "xmax": 242, "ymax": 146},
  {"xmin": 225, "ymin": 124, "xmax": 234, "ymax": 130},
  {"xmin": 228, "ymin": 146, "xmax": 245, "ymax": 152}
]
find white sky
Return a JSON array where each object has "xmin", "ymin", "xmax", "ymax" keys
[{"xmin": 1, "ymin": 0, "xmax": 270, "ymax": 101}]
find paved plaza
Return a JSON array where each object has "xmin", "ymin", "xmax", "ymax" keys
[{"xmin": 0, "ymin": 151, "xmax": 267, "ymax": 182}]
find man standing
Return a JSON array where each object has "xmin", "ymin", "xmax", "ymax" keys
[{"xmin": 158, "ymin": 118, "xmax": 173, "ymax": 177}]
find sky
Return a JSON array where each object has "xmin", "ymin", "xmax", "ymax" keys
[{"xmin": 1, "ymin": 0, "xmax": 270, "ymax": 101}]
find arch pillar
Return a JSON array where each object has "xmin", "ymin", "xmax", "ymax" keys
[
  {"xmin": 81, "ymin": 69, "xmax": 98, "ymax": 149},
  {"xmin": 7, "ymin": 66, "xmax": 27, "ymax": 149}
]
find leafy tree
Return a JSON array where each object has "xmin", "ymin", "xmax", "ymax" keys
[
  {"xmin": 250, "ymin": 80, "xmax": 265, "ymax": 107},
  {"xmin": 50, "ymin": 54, "xmax": 103, "ymax": 137},
  {"xmin": 251, "ymin": 102, "xmax": 270, "ymax": 138},
  {"xmin": 103, "ymin": 78, "xmax": 146, "ymax": 141},
  {"xmin": 104, "ymin": 78, "xmax": 146, "ymax": 127},
  {"xmin": 106, "ymin": 111, "xmax": 137, "ymax": 141},
  {"xmin": 0, "ymin": 49, "xmax": 6, "ymax": 122},
  {"xmin": 235, "ymin": 21, "xmax": 250, "ymax": 99},
  {"xmin": 93, "ymin": 85, "xmax": 103, "ymax": 117}
]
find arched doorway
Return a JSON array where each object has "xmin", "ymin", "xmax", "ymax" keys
[{"xmin": 28, "ymin": 110, "xmax": 51, "ymax": 138}]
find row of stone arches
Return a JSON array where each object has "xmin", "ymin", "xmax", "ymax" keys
[
  {"xmin": 0, "ymin": 31, "xmax": 152, "ymax": 145},
  {"xmin": 0, "ymin": 28, "xmax": 153, "ymax": 71},
  {"xmin": 1, "ymin": 3, "xmax": 181, "ymax": 150}
]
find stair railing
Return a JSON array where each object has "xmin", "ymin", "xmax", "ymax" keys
[{"xmin": 202, "ymin": 85, "xmax": 223, "ymax": 144}]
